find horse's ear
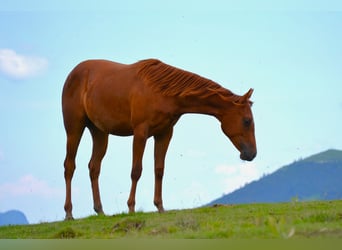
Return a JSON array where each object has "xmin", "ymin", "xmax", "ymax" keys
[
  {"xmin": 235, "ymin": 88, "xmax": 253, "ymax": 104},
  {"xmin": 244, "ymin": 88, "xmax": 254, "ymax": 100}
]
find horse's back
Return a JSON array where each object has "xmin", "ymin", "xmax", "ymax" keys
[{"xmin": 62, "ymin": 59, "xmax": 136, "ymax": 107}]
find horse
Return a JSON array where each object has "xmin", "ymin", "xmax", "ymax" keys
[{"xmin": 62, "ymin": 58, "xmax": 256, "ymax": 220}]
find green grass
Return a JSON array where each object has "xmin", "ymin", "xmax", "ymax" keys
[{"xmin": 1, "ymin": 200, "xmax": 342, "ymax": 239}]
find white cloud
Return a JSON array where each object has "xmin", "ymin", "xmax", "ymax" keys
[
  {"xmin": 215, "ymin": 162, "xmax": 261, "ymax": 194},
  {"xmin": 0, "ymin": 49, "xmax": 48, "ymax": 79},
  {"xmin": 0, "ymin": 174, "xmax": 63, "ymax": 199}
]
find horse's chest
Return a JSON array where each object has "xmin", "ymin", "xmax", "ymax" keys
[{"xmin": 147, "ymin": 111, "xmax": 180, "ymax": 135}]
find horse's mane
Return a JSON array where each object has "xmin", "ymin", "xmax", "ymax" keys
[{"xmin": 136, "ymin": 59, "xmax": 239, "ymax": 100}]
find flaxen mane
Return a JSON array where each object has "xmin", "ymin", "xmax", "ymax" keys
[{"xmin": 136, "ymin": 59, "xmax": 239, "ymax": 100}]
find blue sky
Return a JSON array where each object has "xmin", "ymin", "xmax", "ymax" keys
[{"xmin": 1, "ymin": 1, "xmax": 342, "ymax": 223}]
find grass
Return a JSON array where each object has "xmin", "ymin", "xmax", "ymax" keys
[{"xmin": 1, "ymin": 200, "xmax": 342, "ymax": 239}]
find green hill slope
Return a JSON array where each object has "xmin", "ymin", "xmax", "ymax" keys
[
  {"xmin": 208, "ymin": 149, "xmax": 342, "ymax": 205},
  {"xmin": 0, "ymin": 201, "xmax": 342, "ymax": 239}
]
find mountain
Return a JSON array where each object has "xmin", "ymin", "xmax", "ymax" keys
[
  {"xmin": 207, "ymin": 149, "xmax": 342, "ymax": 205},
  {"xmin": 0, "ymin": 210, "xmax": 29, "ymax": 226}
]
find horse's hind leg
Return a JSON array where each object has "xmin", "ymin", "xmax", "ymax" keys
[
  {"xmin": 64, "ymin": 124, "xmax": 85, "ymax": 220},
  {"xmin": 88, "ymin": 125, "xmax": 108, "ymax": 215},
  {"xmin": 127, "ymin": 125, "xmax": 148, "ymax": 213}
]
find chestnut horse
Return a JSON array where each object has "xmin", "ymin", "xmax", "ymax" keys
[{"xmin": 62, "ymin": 59, "xmax": 256, "ymax": 220}]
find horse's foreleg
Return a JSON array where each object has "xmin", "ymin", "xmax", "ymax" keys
[
  {"xmin": 88, "ymin": 126, "xmax": 108, "ymax": 215},
  {"xmin": 127, "ymin": 126, "xmax": 147, "ymax": 213},
  {"xmin": 153, "ymin": 128, "xmax": 173, "ymax": 213}
]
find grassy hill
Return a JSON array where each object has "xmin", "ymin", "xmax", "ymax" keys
[
  {"xmin": 1, "ymin": 200, "xmax": 342, "ymax": 239},
  {"xmin": 208, "ymin": 149, "xmax": 342, "ymax": 205}
]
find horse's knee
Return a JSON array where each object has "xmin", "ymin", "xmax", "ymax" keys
[
  {"xmin": 130, "ymin": 166, "xmax": 142, "ymax": 181},
  {"xmin": 88, "ymin": 161, "xmax": 101, "ymax": 181},
  {"xmin": 64, "ymin": 158, "xmax": 75, "ymax": 179}
]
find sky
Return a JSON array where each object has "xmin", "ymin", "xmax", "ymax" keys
[{"xmin": 1, "ymin": 1, "xmax": 342, "ymax": 224}]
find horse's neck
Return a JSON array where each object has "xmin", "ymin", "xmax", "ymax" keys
[{"xmin": 177, "ymin": 94, "xmax": 227, "ymax": 118}]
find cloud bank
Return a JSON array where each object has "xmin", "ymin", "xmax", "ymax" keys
[
  {"xmin": 0, "ymin": 49, "xmax": 48, "ymax": 79},
  {"xmin": 0, "ymin": 174, "xmax": 63, "ymax": 199}
]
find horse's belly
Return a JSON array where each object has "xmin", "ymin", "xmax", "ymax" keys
[
  {"xmin": 89, "ymin": 112, "xmax": 134, "ymax": 136},
  {"xmin": 84, "ymin": 95, "xmax": 134, "ymax": 136},
  {"xmin": 108, "ymin": 124, "xmax": 134, "ymax": 136}
]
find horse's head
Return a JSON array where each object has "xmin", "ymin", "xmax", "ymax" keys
[{"xmin": 220, "ymin": 88, "xmax": 256, "ymax": 161}]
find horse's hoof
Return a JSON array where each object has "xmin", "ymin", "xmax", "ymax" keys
[
  {"xmin": 64, "ymin": 214, "xmax": 74, "ymax": 221},
  {"xmin": 97, "ymin": 211, "xmax": 106, "ymax": 217},
  {"xmin": 95, "ymin": 208, "xmax": 105, "ymax": 216}
]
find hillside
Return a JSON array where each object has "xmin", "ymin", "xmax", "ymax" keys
[
  {"xmin": 0, "ymin": 210, "xmax": 29, "ymax": 226},
  {"xmin": 0, "ymin": 201, "xmax": 342, "ymax": 239},
  {"xmin": 208, "ymin": 149, "xmax": 342, "ymax": 205}
]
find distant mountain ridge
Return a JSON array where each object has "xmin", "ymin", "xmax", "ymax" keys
[
  {"xmin": 303, "ymin": 149, "xmax": 342, "ymax": 163},
  {"xmin": 207, "ymin": 149, "xmax": 342, "ymax": 206},
  {"xmin": 0, "ymin": 210, "xmax": 29, "ymax": 226}
]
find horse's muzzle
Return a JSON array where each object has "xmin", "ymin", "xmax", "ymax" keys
[{"xmin": 240, "ymin": 149, "xmax": 257, "ymax": 161}]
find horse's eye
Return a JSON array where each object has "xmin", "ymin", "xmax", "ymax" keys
[{"xmin": 243, "ymin": 118, "xmax": 252, "ymax": 127}]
